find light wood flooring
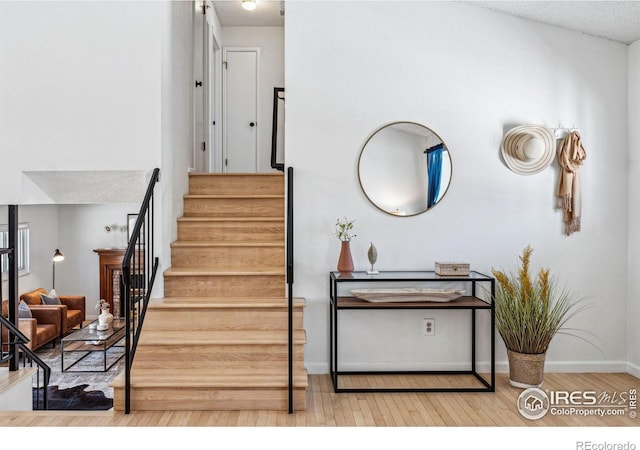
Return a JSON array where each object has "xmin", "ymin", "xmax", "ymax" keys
[{"xmin": 1, "ymin": 373, "xmax": 638, "ymax": 427}]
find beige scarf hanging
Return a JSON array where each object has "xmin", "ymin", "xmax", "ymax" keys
[{"xmin": 556, "ymin": 131, "xmax": 586, "ymax": 235}]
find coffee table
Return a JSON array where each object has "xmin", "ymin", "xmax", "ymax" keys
[{"xmin": 61, "ymin": 318, "xmax": 126, "ymax": 372}]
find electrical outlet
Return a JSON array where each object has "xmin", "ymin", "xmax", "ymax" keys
[{"xmin": 423, "ymin": 318, "xmax": 435, "ymax": 336}]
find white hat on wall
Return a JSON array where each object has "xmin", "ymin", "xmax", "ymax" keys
[{"xmin": 500, "ymin": 125, "xmax": 556, "ymax": 175}]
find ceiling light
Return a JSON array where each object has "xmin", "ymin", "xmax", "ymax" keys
[{"xmin": 242, "ymin": 0, "xmax": 257, "ymax": 11}]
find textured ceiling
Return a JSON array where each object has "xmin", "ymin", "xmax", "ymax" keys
[
  {"xmin": 466, "ymin": 1, "xmax": 640, "ymax": 45},
  {"xmin": 212, "ymin": 1, "xmax": 640, "ymax": 45},
  {"xmin": 23, "ymin": 171, "xmax": 147, "ymax": 204}
]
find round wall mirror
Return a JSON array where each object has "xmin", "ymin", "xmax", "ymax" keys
[{"xmin": 357, "ymin": 122, "xmax": 452, "ymax": 216}]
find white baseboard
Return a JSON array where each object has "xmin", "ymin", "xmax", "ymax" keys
[
  {"xmin": 305, "ymin": 361, "xmax": 502, "ymax": 375},
  {"xmin": 304, "ymin": 360, "xmax": 632, "ymax": 375},
  {"xmin": 627, "ymin": 361, "xmax": 640, "ymax": 378},
  {"xmin": 542, "ymin": 360, "xmax": 629, "ymax": 373},
  {"xmin": 305, "ymin": 362, "xmax": 328, "ymax": 375}
]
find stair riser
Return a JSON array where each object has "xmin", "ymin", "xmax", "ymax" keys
[
  {"xmin": 132, "ymin": 360, "xmax": 306, "ymax": 371},
  {"xmin": 113, "ymin": 387, "xmax": 306, "ymax": 411},
  {"xmin": 177, "ymin": 221, "xmax": 284, "ymax": 242},
  {"xmin": 184, "ymin": 198, "xmax": 283, "ymax": 218},
  {"xmin": 164, "ymin": 275, "xmax": 285, "ymax": 297},
  {"xmin": 133, "ymin": 346, "xmax": 305, "ymax": 370},
  {"xmin": 189, "ymin": 175, "xmax": 284, "ymax": 196},
  {"xmin": 171, "ymin": 246, "xmax": 284, "ymax": 270},
  {"xmin": 143, "ymin": 309, "xmax": 302, "ymax": 330}
]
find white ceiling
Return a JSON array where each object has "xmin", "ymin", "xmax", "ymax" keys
[
  {"xmin": 211, "ymin": 0, "xmax": 640, "ymax": 45},
  {"xmin": 211, "ymin": 0, "xmax": 284, "ymax": 26}
]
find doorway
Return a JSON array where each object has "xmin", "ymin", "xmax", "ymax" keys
[{"xmin": 222, "ymin": 47, "xmax": 259, "ymax": 173}]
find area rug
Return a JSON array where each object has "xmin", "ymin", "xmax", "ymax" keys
[
  {"xmin": 31, "ymin": 343, "xmax": 125, "ymax": 401},
  {"xmin": 33, "ymin": 384, "xmax": 113, "ymax": 410}
]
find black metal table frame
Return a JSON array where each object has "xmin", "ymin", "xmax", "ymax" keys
[
  {"xmin": 329, "ymin": 270, "xmax": 495, "ymax": 393},
  {"xmin": 61, "ymin": 321, "xmax": 126, "ymax": 373}
]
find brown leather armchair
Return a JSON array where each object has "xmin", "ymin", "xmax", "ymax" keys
[
  {"xmin": 1, "ymin": 299, "xmax": 59, "ymax": 351},
  {"xmin": 20, "ymin": 288, "xmax": 86, "ymax": 337}
]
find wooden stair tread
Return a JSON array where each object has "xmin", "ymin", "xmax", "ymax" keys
[
  {"xmin": 148, "ymin": 297, "xmax": 305, "ymax": 308},
  {"xmin": 138, "ymin": 329, "xmax": 306, "ymax": 345},
  {"xmin": 189, "ymin": 173, "xmax": 283, "ymax": 177},
  {"xmin": 164, "ymin": 267, "xmax": 285, "ymax": 276},
  {"xmin": 111, "ymin": 368, "xmax": 308, "ymax": 388},
  {"xmin": 170, "ymin": 241, "xmax": 283, "ymax": 248},
  {"xmin": 177, "ymin": 217, "xmax": 284, "ymax": 222},
  {"xmin": 184, "ymin": 194, "xmax": 283, "ymax": 199}
]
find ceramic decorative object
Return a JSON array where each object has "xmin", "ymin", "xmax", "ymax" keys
[
  {"xmin": 367, "ymin": 242, "xmax": 378, "ymax": 274},
  {"xmin": 335, "ymin": 217, "xmax": 356, "ymax": 275},
  {"xmin": 337, "ymin": 241, "xmax": 354, "ymax": 275},
  {"xmin": 96, "ymin": 298, "xmax": 113, "ymax": 330}
]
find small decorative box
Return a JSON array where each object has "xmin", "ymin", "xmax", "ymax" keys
[{"xmin": 435, "ymin": 262, "xmax": 470, "ymax": 276}]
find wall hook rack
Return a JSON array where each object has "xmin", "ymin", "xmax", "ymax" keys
[{"xmin": 550, "ymin": 123, "xmax": 578, "ymax": 138}]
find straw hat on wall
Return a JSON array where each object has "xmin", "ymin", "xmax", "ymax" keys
[{"xmin": 500, "ymin": 125, "xmax": 556, "ymax": 175}]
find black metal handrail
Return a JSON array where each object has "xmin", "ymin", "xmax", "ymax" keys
[
  {"xmin": 286, "ymin": 167, "xmax": 294, "ymax": 413},
  {"xmin": 122, "ymin": 168, "xmax": 160, "ymax": 414},
  {"xmin": 1, "ymin": 205, "xmax": 50, "ymax": 410},
  {"xmin": 271, "ymin": 87, "xmax": 285, "ymax": 172}
]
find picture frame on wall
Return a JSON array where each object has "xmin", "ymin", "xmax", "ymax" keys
[{"xmin": 127, "ymin": 213, "xmax": 143, "ymax": 244}]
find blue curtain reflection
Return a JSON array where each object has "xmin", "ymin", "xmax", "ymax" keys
[{"xmin": 425, "ymin": 144, "xmax": 444, "ymax": 208}]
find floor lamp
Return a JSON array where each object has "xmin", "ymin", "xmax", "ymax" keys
[{"xmin": 52, "ymin": 248, "xmax": 64, "ymax": 290}]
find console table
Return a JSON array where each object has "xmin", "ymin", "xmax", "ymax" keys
[{"xmin": 329, "ymin": 270, "xmax": 495, "ymax": 393}]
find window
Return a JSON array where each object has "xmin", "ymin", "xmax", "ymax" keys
[{"xmin": 0, "ymin": 223, "xmax": 30, "ymax": 277}]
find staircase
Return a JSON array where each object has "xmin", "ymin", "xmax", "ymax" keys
[{"xmin": 112, "ymin": 172, "xmax": 307, "ymax": 411}]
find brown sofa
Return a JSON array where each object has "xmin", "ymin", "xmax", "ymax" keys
[
  {"xmin": 1, "ymin": 299, "xmax": 59, "ymax": 351},
  {"xmin": 20, "ymin": 288, "xmax": 86, "ymax": 337}
]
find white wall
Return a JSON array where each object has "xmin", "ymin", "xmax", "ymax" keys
[
  {"xmin": 0, "ymin": 1, "xmax": 163, "ymax": 204},
  {"xmin": 57, "ymin": 203, "xmax": 139, "ymax": 317},
  {"xmin": 0, "ymin": 1, "xmax": 196, "ymax": 300},
  {"xmin": 627, "ymin": 40, "xmax": 640, "ymax": 377},
  {"xmin": 286, "ymin": 1, "xmax": 629, "ymax": 374},
  {"xmin": 221, "ymin": 27, "xmax": 284, "ymax": 173},
  {"xmin": 156, "ymin": 0, "xmax": 196, "ymax": 297},
  {"xmin": 0, "ymin": 205, "xmax": 59, "ymax": 297}
]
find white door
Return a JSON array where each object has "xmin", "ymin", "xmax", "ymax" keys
[{"xmin": 223, "ymin": 48, "xmax": 258, "ymax": 173}]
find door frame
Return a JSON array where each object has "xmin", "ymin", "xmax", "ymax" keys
[
  {"xmin": 222, "ymin": 47, "xmax": 260, "ymax": 173},
  {"xmin": 193, "ymin": 4, "xmax": 208, "ymax": 173},
  {"xmin": 206, "ymin": 22, "xmax": 221, "ymax": 173}
]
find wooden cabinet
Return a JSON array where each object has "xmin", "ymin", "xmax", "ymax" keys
[{"xmin": 93, "ymin": 248, "xmax": 125, "ymax": 317}]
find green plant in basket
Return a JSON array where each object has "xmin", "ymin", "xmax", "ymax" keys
[{"xmin": 492, "ymin": 245, "xmax": 590, "ymax": 387}]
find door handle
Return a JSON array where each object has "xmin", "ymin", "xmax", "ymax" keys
[{"xmin": 249, "ymin": 122, "xmax": 255, "ymax": 127}]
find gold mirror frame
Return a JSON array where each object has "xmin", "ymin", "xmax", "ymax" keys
[{"xmin": 357, "ymin": 121, "xmax": 452, "ymax": 217}]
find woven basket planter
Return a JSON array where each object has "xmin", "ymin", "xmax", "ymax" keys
[{"xmin": 507, "ymin": 350, "xmax": 546, "ymax": 388}]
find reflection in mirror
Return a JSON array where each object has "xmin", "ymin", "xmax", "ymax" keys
[{"xmin": 358, "ymin": 122, "xmax": 452, "ymax": 216}]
